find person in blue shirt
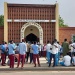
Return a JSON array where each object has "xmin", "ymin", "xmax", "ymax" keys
[
  {"xmin": 8, "ymin": 40, "xmax": 15, "ymax": 68},
  {"xmin": 32, "ymin": 41, "xmax": 41, "ymax": 67},
  {"xmin": 17, "ymin": 39, "xmax": 26, "ymax": 69},
  {"xmin": 1, "ymin": 41, "xmax": 6, "ymax": 66}
]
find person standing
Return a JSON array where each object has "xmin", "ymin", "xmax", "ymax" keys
[
  {"xmin": 17, "ymin": 39, "xmax": 26, "ymax": 69},
  {"xmin": 46, "ymin": 41, "xmax": 52, "ymax": 63},
  {"xmin": 30, "ymin": 42, "xmax": 33, "ymax": 64},
  {"xmin": 72, "ymin": 53, "xmax": 75, "ymax": 66},
  {"xmin": 72, "ymin": 40, "xmax": 75, "ymax": 54},
  {"xmin": 62, "ymin": 39, "xmax": 69, "ymax": 56},
  {"xmin": 69, "ymin": 41, "xmax": 73, "ymax": 57},
  {"xmin": 26, "ymin": 42, "xmax": 30, "ymax": 63},
  {"xmin": 56, "ymin": 42, "xmax": 61, "ymax": 65},
  {"xmin": 1, "ymin": 41, "xmax": 6, "ymax": 66},
  {"xmin": 42, "ymin": 44, "xmax": 46, "ymax": 57},
  {"xmin": 0, "ymin": 44, "xmax": 1, "ymax": 62},
  {"xmin": 4, "ymin": 42, "xmax": 8, "ymax": 64},
  {"xmin": 38, "ymin": 43, "xmax": 42, "ymax": 57},
  {"xmin": 32, "ymin": 41, "xmax": 41, "ymax": 67},
  {"xmin": 49, "ymin": 39, "xmax": 58, "ymax": 67},
  {"xmin": 8, "ymin": 40, "xmax": 15, "ymax": 68}
]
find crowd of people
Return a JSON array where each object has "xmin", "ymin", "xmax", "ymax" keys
[
  {"xmin": 0, "ymin": 38, "xmax": 75, "ymax": 69},
  {"xmin": 46, "ymin": 39, "xmax": 75, "ymax": 67}
]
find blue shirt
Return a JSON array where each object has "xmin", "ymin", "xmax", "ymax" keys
[
  {"xmin": 1, "ymin": 44, "xmax": 6, "ymax": 53},
  {"xmin": 32, "ymin": 44, "xmax": 39, "ymax": 54},
  {"xmin": 19, "ymin": 42, "xmax": 26, "ymax": 55},
  {"xmin": 8, "ymin": 44, "xmax": 15, "ymax": 55}
]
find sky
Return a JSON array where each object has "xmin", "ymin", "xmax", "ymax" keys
[{"xmin": 0, "ymin": 0, "xmax": 75, "ymax": 27}]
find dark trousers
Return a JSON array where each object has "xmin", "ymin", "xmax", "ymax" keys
[
  {"xmin": 26, "ymin": 52, "xmax": 30, "ymax": 62},
  {"xmin": 17, "ymin": 54, "xmax": 26, "ymax": 68},
  {"xmin": 49, "ymin": 53, "xmax": 56, "ymax": 67},
  {"xmin": 33, "ymin": 54, "xmax": 40, "ymax": 66},
  {"xmin": 39, "ymin": 51, "xmax": 41, "ymax": 57},
  {"xmin": 1, "ymin": 53, "xmax": 5, "ymax": 65},
  {"xmin": 68, "ymin": 52, "xmax": 73, "ymax": 63},
  {"xmin": 9, "ymin": 54, "xmax": 14, "ymax": 68},
  {"xmin": 30, "ymin": 53, "xmax": 33, "ymax": 63}
]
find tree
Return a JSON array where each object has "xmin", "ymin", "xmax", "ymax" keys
[
  {"xmin": 0, "ymin": 15, "xmax": 4, "ymax": 26},
  {"xmin": 59, "ymin": 15, "xmax": 68, "ymax": 27}
]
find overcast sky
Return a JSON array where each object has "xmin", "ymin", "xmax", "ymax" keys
[{"xmin": 0, "ymin": 0, "xmax": 75, "ymax": 27}]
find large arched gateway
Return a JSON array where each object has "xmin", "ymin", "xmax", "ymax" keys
[{"xmin": 21, "ymin": 22, "xmax": 43, "ymax": 44}]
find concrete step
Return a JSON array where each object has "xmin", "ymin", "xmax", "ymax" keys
[{"xmin": 0, "ymin": 57, "xmax": 75, "ymax": 71}]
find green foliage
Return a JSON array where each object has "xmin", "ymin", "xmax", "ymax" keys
[
  {"xmin": 0, "ymin": 15, "xmax": 4, "ymax": 26},
  {"xmin": 59, "ymin": 15, "xmax": 68, "ymax": 27}
]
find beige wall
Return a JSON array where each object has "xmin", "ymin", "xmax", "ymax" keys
[
  {"xmin": 4, "ymin": 2, "xmax": 8, "ymax": 42},
  {"xmin": 55, "ymin": 3, "xmax": 59, "ymax": 41},
  {"xmin": 24, "ymin": 26, "xmax": 39, "ymax": 38}
]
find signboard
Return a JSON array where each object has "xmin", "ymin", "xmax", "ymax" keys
[{"xmin": 7, "ymin": 19, "xmax": 56, "ymax": 22}]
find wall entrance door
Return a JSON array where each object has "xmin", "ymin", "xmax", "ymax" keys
[
  {"xmin": 21, "ymin": 22, "xmax": 43, "ymax": 44},
  {"xmin": 25, "ymin": 33, "xmax": 39, "ymax": 42}
]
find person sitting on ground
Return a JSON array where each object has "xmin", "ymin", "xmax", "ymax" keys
[{"xmin": 60, "ymin": 53, "xmax": 71, "ymax": 66}]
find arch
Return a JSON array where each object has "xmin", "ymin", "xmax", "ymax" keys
[
  {"xmin": 24, "ymin": 25, "xmax": 39, "ymax": 38},
  {"xmin": 21, "ymin": 22, "xmax": 43, "ymax": 44}
]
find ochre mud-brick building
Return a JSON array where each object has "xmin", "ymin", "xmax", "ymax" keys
[
  {"xmin": 0, "ymin": 26, "xmax": 4, "ymax": 43},
  {"xmin": 4, "ymin": 2, "xmax": 59, "ymax": 44},
  {"xmin": 1, "ymin": 2, "xmax": 74, "ymax": 44}
]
